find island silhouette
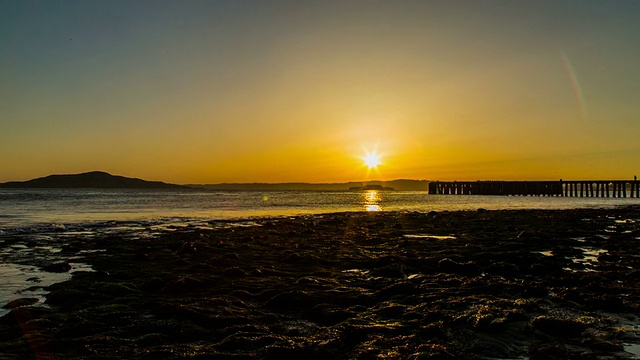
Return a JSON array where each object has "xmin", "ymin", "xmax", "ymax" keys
[{"xmin": 0, "ymin": 171, "xmax": 187, "ymax": 189}]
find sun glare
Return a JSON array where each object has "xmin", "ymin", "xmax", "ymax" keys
[{"xmin": 363, "ymin": 152, "xmax": 381, "ymax": 169}]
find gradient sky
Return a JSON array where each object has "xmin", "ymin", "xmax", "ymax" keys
[{"xmin": 2, "ymin": 1, "xmax": 639, "ymax": 184}]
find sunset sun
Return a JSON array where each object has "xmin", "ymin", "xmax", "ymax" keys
[{"xmin": 363, "ymin": 152, "xmax": 381, "ymax": 169}]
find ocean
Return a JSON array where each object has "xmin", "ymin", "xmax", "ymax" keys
[
  {"xmin": 3, "ymin": 188, "xmax": 640, "ymax": 230},
  {"xmin": 1, "ymin": 188, "xmax": 640, "ymax": 315}
]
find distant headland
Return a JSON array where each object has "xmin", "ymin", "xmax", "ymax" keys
[
  {"xmin": 189, "ymin": 179, "xmax": 428, "ymax": 191},
  {"xmin": 348, "ymin": 184, "xmax": 395, "ymax": 191},
  {"xmin": 0, "ymin": 171, "xmax": 188, "ymax": 189}
]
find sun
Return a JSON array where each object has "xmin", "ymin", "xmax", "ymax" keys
[{"xmin": 363, "ymin": 152, "xmax": 381, "ymax": 169}]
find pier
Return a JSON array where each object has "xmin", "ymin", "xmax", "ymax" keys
[{"xmin": 428, "ymin": 180, "xmax": 640, "ymax": 198}]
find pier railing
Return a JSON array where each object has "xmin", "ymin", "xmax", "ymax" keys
[{"xmin": 428, "ymin": 180, "xmax": 640, "ymax": 198}]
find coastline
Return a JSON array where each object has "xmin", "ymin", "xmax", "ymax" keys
[
  {"xmin": 1, "ymin": 207, "xmax": 639, "ymax": 359},
  {"xmin": 3, "ymin": 188, "xmax": 640, "ymax": 231}
]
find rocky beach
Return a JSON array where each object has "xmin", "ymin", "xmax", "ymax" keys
[{"xmin": 1, "ymin": 207, "xmax": 639, "ymax": 359}]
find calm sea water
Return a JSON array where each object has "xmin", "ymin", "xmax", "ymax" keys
[
  {"xmin": 2, "ymin": 188, "xmax": 640, "ymax": 230},
  {"xmin": 0, "ymin": 188, "xmax": 640, "ymax": 318}
]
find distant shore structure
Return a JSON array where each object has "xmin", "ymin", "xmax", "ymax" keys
[
  {"xmin": 348, "ymin": 184, "xmax": 395, "ymax": 191},
  {"xmin": 429, "ymin": 180, "xmax": 640, "ymax": 198}
]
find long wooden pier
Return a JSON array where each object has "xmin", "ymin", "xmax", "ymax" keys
[{"xmin": 428, "ymin": 180, "xmax": 640, "ymax": 198}]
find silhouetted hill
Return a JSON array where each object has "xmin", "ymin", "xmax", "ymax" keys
[
  {"xmin": 0, "ymin": 171, "xmax": 188, "ymax": 189},
  {"xmin": 189, "ymin": 179, "xmax": 430, "ymax": 191},
  {"xmin": 348, "ymin": 184, "xmax": 395, "ymax": 191}
]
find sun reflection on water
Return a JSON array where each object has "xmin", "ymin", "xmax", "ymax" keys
[{"xmin": 363, "ymin": 190, "xmax": 382, "ymax": 211}]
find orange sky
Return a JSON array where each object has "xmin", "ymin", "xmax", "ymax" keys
[{"xmin": 2, "ymin": 2, "xmax": 639, "ymax": 184}]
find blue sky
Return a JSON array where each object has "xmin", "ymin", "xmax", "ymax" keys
[{"xmin": 2, "ymin": 1, "xmax": 639, "ymax": 183}]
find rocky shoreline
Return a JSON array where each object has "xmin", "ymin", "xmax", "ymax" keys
[{"xmin": 1, "ymin": 207, "xmax": 639, "ymax": 359}]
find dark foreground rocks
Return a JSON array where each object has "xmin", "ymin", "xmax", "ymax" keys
[{"xmin": 1, "ymin": 207, "xmax": 640, "ymax": 359}]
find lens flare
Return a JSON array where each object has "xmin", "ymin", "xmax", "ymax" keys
[{"xmin": 560, "ymin": 50, "xmax": 588, "ymax": 117}]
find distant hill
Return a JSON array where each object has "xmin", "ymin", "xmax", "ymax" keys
[
  {"xmin": 189, "ymin": 179, "xmax": 430, "ymax": 191},
  {"xmin": 348, "ymin": 184, "xmax": 395, "ymax": 191},
  {"xmin": 0, "ymin": 171, "xmax": 189, "ymax": 189},
  {"xmin": 0, "ymin": 172, "xmax": 431, "ymax": 191}
]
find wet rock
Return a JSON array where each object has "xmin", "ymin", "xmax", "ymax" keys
[
  {"xmin": 282, "ymin": 253, "xmax": 302, "ymax": 263},
  {"xmin": 215, "ymin": 333, "xmax": 281, "ymax": 353},
  {"xmin": 375, "ymin": 282, "xmax": 419, "ymax": 301},
  {"xmin": 42, "ymin": 261, "xmax": 72, "ymax": 273},
  {"xmin": 437, "ymin": 258, "xmax": 479, "ymax": 275},
  {"xmin": 134, "ymin": 251, "xmax": 151, "ymax": 261},
  {"xmin": 176, "ymin": 241, "xmax": 198, "ymax": 254},
  {"xmin": 223, "ymin": 267, "xmax": 248, "ymax": 278},
  {"xmin": 264, "ymin": 291, "xmax": 319, "ymax": 310},
  {"xmin": 332, "ymin": 291, "xmax": 373, "ymax": 308},
  {"xmin": 3, "ymin": 298, "xmax": 39, "ymax": 309},
  {"xmin": 164, "ymin": 276, "xmax": 206, "ymax": 293},
  {"xmin": 250, "ymin": 268, "xmax": 264, "ymax": 277},
  {"xmin": 418, "ymin": 323, "xmax": 447, "ymax": 341},
  {"xmin": 141, "ymin": 277, "xmax": 166, "ymax": 292},
  {"xmin": 295, "ymin": 276, "xmax": 320, "ymax": 286},
  {"xmin": 0, "ymin": 307, "xmax": 50, "ymax": 329},
  {"xmin": 585, "ymin": 338, "xmax": 623, "ymax": 352},
  {"xmin": 310, "ymin": 303, "xmax": 352, "ymax": 325},
  {"xmin": 586, "ymin": 295, "xmax": 626, "ymax": 312},
  {"xmin": 44, "ymin": 288, "xmax": 91, "ymax": 307},
  {"xmin": 373, "ymin": 306, "xmax": 407, "ymax": 322},
  {"xmin": 411, "ymin": 352, "xmax": 456, "ymax": 360},
  {"xmin": 224, "ymin": 252, "xmax": 240, "ymax": 260},
  {"xmin": 531, "ymin": 316, "xmax": 585, "ymax": 338},
  {"xmin": 528, "ymin": 341, "xmax": 568, "ymax": 360},
  {"xmin": 597, "ymin": 253, "xmax": 620, "ymax": 262},
  {"xmin": 484, "ymin": 261, "xmax": 519, "ymax": 276},
  {"xmin": 529, "ymin": 262, "xmax": 563, "ymax": 275},
  {"xmin": 2, "ymin": 208, "xmax": 639, "ymax": 359},
  {"xmin": 522, "ymin": 285, "xmax": 549, "ymax": 298},
  {"xmin": 472, "ymin": 313, "xmax": 496, "ymax": 330},
  {"xmin": 91, "ymin": 282, "xmax": 140, "ymax": 297},
  {"xmin": 263, "ymin": 344, "xmax": 327, "ymax": 360},
  {"xmin": 337, "ymin": 323, "xmax": 375, "ymax": 346},
  {"xmin": 370, "ymin": 264, "xmax": 406, "ymax": 278},
  {"xmin": 626, "ymin": 269, "xmax": 640, "ymax": 279},
  {"xmin": 370, "ymin": 255, "xmax": 403, "ymax": 268}
]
